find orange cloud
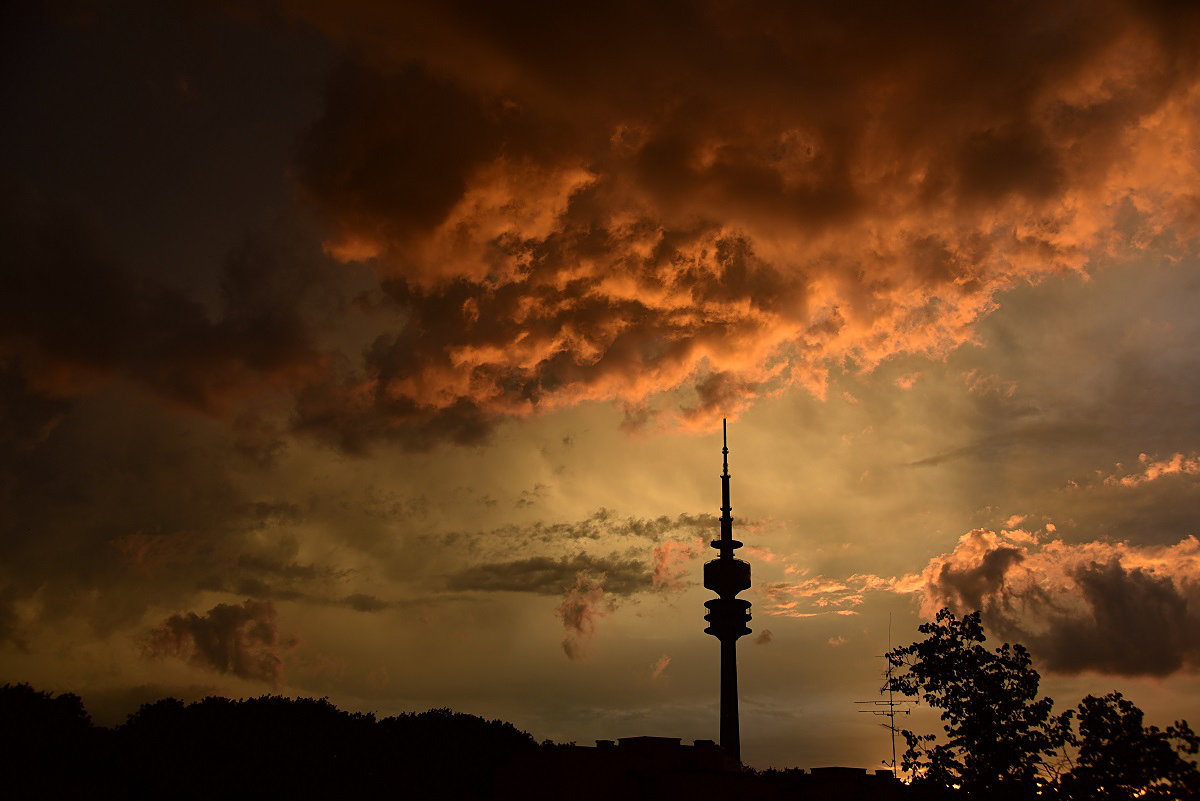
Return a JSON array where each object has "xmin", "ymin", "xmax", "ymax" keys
[
  {"xmin": 1104, "ymin": 452, "xmax": 1200, "ymax": 487},
  {"xmin": 762, "ymin": 572, "xmax": 902, "ymax": 617},
  {"xmin": 281, "ymin": 1, "xmax": 1200, "ymax": 448},
  {"xmin": 650, "ymin": 654, "xmax": 671, "ymax": 680},
  {"xmin": 556, "ymin": 572, "xmax": 610, "ymax": 661},
  {"xmin": 651, "ymin": 537, "xmax": 705, "ymax": 591}
]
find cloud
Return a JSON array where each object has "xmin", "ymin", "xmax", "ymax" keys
[
  {"xmin": 1103, "ymin": 452, "xmax": 1200, "ymax": 487},
  {"xmin": 928, "ymin": 539, "xmax": 1026, "ymax": 613},
  {"xmin": 557, "ymin": 573, "xmax": 609, "ymax": 661},
  {"xmin": 277, "ymin": 0, "xmax": 1200, "ymax": 448},
  {"xmin": 906, "ymin": 529, "xmax": 1200, "ymax": 676},
  {"xmin": 0, "ymin": 197, "xmax": 330, "ymax": 416},
  {"xmin": 0, "ymin": 382, "xmax": 325, "ymax": 643},
  {"xmin": 516, "ymin": 482, "xmax": 550, "ymax": 508},
  {"xmin": 763, "ymin": 572, "xmax": 902, "ymax": 616},
  {"xmin": 442, "ymin": 519, "xmax": 720, "ymax": 659},
  {"xmin": 651, "ymin": 537, "xmax": 705, "ymax": 591},
  {"xmin": 144, "ymin": 600, "xmax": 292, "ymax": 683},
  {"xmin": 445, "ymin": 552, "xmax": 651, "ymax": 596},
  {"xmin": 428, "ymin": 509, "xmax": 712, "ymax": 553},
  {"xmin": 908, "ymin": 421, "xmax": 1106, "ymax": 468},
  {"xmin": 650, "ymin": 654, "xmax": 671, "ymax": 679},
  {"xmin": 755, "ymin": 629, "xmax": 774, "ymax": 646},
  {"xmin": 341, "ymin": 593, "xmax": 390, "ymax": 613},
  {"xmin": 10, "ymin": 3, "xmax": 1199, "ymax": 454},
  {"xmin": 0, "ymin": 364, "xmax": 70, "ymax": 453}
]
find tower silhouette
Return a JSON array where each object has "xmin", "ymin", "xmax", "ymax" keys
[{"xmin": 702, "ymin": 419, "xmax": 752, "ymax": 764}]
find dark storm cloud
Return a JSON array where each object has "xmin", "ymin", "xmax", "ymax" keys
[
  {"xmin": 197, "ymin": 546, "xmax": 354, "ymax": 606},
  {"xmin": 231, "ymin": 410, "xmax": 288, "ymax": 467},
  {"xmin": 928, "ymin": 545, "xmax": 1026, "ymax": 613},
  {"xmin": 294, "ymin": 60, "xmax": 512, "ymax": 242},
  {"xmin": 293, "ymin": 375, "xmax": 496, "ymax": 453},
  {"xmin": 445, "ymin": 552, "xmax": 651, "ymax": 597},
  {"xmin": 0, "ymin": 364, "xmax": 70, "ymax": 454},
  {"xmin": 911, "ymin": 529, "xmax": 1200, "ymax": 676},
  {"xmin": 1028, "ymin": 561, "xmax": 1200, "ymax": 676},
  {"xmin": 277, "ymin": 0, "xmax": 1200, "ymax": 448},
  {"xmin": 445, "ymin": 543, "xmax": 683, "ymax": 660},
  {"xmin": 0, "ymin": 195, "xmax": 366, "ymax": 641},
  {"xmin": 426, "ymin": 509, "xmax": 712, "ymax": 552},
  {"xmin": 7, "ymin": 1, "xmax": 1200, "ymax": 453},
  {"xmin": 341, "ymin": 593, "xmax": 389, "ymax": 612},
  {"xmin": 144, "ymin": 599, "xmax": 291, "ymax": 683},
  {"xmin": 0, "ymin": 196, "xmax": 329, "ymax": 414},
  {"xmin": 0, "ymin": 393, "xmax": 243, "ymax": 642},
  {"xmin": 0, "ymin": 377, "xmax": 352, "ymax": 646}
]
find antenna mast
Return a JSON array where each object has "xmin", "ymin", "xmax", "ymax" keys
[{"xmin": 854, "ymin": 614, "xmax": 914, "ymax": 775}]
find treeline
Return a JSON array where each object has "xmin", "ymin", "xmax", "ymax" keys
[
  {"xmin": 2, "ymin": 685, "xmax": 543, "ymax": 800},
  {"xmin": 887, "ymin": 609, "xmax": 1200, "ymax": 801},
  {"xmin": 7, "ymin": 612, "xmax": 1198, "ymax": 801}
]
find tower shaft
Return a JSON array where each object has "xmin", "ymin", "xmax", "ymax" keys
[{"xmin": 720, "ymin": 638, "xmax": 740, "ymax": 760}]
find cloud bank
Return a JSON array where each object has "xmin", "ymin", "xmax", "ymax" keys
[
  {"xmin": 909, "ymin": 528, "xmax": 1200, "ymax": 676},
  {"xmin": 279, "ymin": 0, "xmax": 1200, "ymax": 447},
  {"xmin": 4, "ymin": 2, "xmax": 1199, "ymax": 453}
]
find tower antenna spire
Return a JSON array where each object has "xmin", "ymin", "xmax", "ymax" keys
[
  {"xmin": 723, "ymin": 418, "xmax": 729, "ymax": 476},
  {"xmin": 703, "ymin": 418, "xmax": 752, "ymax": 764}
]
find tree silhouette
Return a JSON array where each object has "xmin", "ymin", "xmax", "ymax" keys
[
  {"xmin": 1060, "ymin": 692, "xmax": 1200, "ymax": 801},
  {"xmin": 0, "ymin": 685, "xmax": 551, "ymax": 801},
  {"xmin": 888, "ymin": 609, "xmax": 1200, "ymax": 801},
  {"xmin": 114, "ymin": 695, "xmax": 540, "ymax": 800},
  {"xmin": 886, "ymin": 609, "xmax": 1069, "ymax": 799},
  {"xmin": 0, "ymin": 682, "xmax": 105, "ymax": 798},
  {"xmin": 6, "ymin": 669, "xmax": 1197, "ymax": 800}
]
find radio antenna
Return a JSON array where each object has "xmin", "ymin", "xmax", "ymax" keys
[{"xmin": 854, "ymin": 613, "xmax": 914, "ymax": 775}]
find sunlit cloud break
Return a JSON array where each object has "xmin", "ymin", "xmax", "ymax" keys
[{"xmin": 1103, "ymin": 452, "xmax": 1200, "ymax": 487}]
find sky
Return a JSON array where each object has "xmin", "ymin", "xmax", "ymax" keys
[{"xmin": 3, "ymin": 0, "xmax": 1200, "ymax": 770}]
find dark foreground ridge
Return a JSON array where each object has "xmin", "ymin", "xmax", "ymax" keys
[
  {"xmin": 8, "ymin": 609, "xmax": 1198, "ymax": 800},
  {"xmin": 2, "ymin": 682, "xmax": 901, "ymax": 801}
]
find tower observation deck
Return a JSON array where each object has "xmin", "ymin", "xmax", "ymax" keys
[{"xmin": 702, "ymin": 419, "xmax": 752, "ymax": 764}]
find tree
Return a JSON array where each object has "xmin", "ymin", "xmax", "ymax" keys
[
  {"xmin": 886, "ymin": 609, "xmax": 1069, "ymax": 799},
  {"xmin": 0, "ymin": 683, "xmax": 103, "ymax": 797},
  {"xmin": 1060, "ymin": 692, "xmax": 1200, "ymax": 801}
]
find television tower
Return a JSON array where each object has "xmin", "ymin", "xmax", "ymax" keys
[{"xmin": 703, "ymin": 419, "xmax": 752, "ymax": 764}]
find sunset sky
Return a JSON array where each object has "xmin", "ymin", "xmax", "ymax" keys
[{"xmin": 4, "ymin": 0, "xmax": 1200, "ymax": 769}]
